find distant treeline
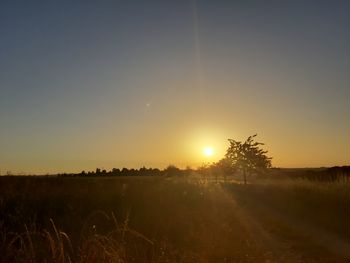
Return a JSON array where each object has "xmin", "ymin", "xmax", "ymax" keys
[
  {"xmin": 275, "ymin": 166, "xmax": 350, "ymax": 182},
  {"xmin": 58, "ymin": 165, "xmax": 194, "ymax": 177},
  {"xmin": 6, "ymin": 165, "xmax": 350, "ymax": 181}
]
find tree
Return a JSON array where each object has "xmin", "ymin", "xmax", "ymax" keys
[
  {"xmin": 208, "ymin": 158, "xmax": 236, "ymax": 183},
  {"xmin": 225, "ymin": 134, "xmax": 272, "ymax": 184},
  {"xmin": 164, "ymin": 165, "xmax": 181, "ymax": 176}
]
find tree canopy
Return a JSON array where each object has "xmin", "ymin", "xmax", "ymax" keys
[{"xmin": 225, "ymin": 134, "xmax": 272, "ymax": 184}]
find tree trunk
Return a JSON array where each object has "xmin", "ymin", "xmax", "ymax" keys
[{"xmin": 243, "ymin": 169, "xmax": 247, "ymax": 185}]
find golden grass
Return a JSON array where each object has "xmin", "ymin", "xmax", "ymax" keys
[
  {"xmin": 1, "ymin": 211, "xmax": 156, "ymax": 263},
  {"xmin": 2, "ymin": 175, "xmax": 350, "ymax": 262}
]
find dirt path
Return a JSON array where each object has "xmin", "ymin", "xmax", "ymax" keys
[
  {"xmin": 222, "ymin": 191, "xmax": 302, "ymax": 262},
  {"xmin": 214, "ymin": 183, "xmax": 350, "ymax": 263},
  {"xmin": 203, "ymin": 184, "xmax": 302, "ymax": 263}
]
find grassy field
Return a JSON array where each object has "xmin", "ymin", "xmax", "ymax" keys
[{"xmin": 1, "ymin": 174, "xmax": 350, "ymax": 262}]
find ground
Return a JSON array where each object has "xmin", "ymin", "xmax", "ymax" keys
[{"xmin": 1, "ymin": 175, "xmax": 350, "ymax": 262}]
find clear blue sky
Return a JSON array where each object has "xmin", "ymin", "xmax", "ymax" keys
[{"xmin": 1, "ymin": 1, "xmax": 349, "ymax": 174}]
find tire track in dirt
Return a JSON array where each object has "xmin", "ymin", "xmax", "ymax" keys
[
  {"xmin": 220, "ymin": 183, "xmax": 350, "ymax": 262},
  {"xmin": 239, "ymin": 194, "xmax": 350, "ymax": 262},
  {"xmin": 212, "ymin": 185, "xmax": 303, "ymax": 263}
]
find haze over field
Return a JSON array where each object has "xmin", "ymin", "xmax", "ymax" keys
[{"xmin": 0, "ymin": 1, "xmax": 349, "ymax": 174}]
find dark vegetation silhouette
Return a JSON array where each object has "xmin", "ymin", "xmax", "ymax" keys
[
  {"xmin": 271, "ymin": 166, "xmax": 350, "ymax": 182},
  {"xmin": 198, "ymin": 134, "xmax": 272, "ymax": 184},
  {"xmin": 57, "ymin": 165, "xmax": 191, "ymax": 178},
  {"xmin": 224, "ymin": 134, "xmax": 272, "ymax": 184}
]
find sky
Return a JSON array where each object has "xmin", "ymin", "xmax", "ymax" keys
[{"xmin": 0, "ymin": 0, "xmax": 349, "ymax": 174}]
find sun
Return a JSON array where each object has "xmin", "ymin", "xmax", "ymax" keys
[{"xmin": 203, "ymin": 147, "xmax": 214, "ymax": 157}]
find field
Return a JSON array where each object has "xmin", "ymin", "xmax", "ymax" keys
[{"xmin": 1, "ymin": 174, "xmax": 350, "ymax": 262}]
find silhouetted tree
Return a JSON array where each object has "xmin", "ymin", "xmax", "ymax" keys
[
  {"xmin": 225, "ymin": 134, "xmax": 272, "ymax": 184},
  {"xmin": 211, "ymin": 158, "xmax": 236, "ymax": 182},
  {"xmin": 164, "ymin": 165, "xmax": 181, "ymax": 176},
  {"xmin": 111, "ymin": 168, "xmax": 120, "ymax": 176}
]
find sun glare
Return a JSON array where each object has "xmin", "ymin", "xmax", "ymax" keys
[{"xmin": 203, "ymin": 147, "xmax": 214, "ymax": 157}]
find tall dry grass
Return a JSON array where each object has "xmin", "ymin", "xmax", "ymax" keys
[
  {"xmin": 2, "ymin": 174, "xmax": 350, "ymax": 262},
  {"xmin": 0, "ymin": 176, "xmax": 250, "ymax": 262},
  {"xmin": 0, "ymin": 210, "xmax": 157, "ymax": 263}
]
